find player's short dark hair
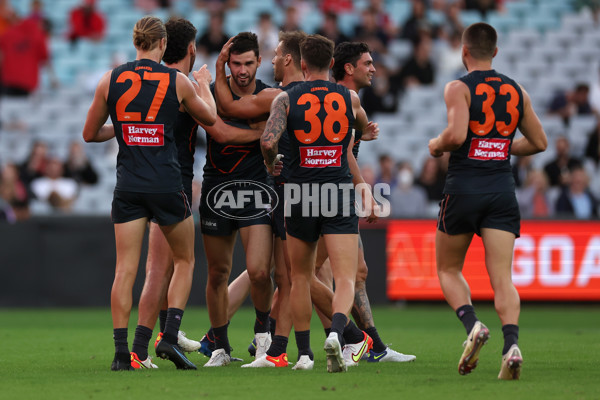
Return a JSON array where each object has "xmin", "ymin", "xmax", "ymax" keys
[
  {"xmin": 332, "ymin": 42, "xmax": 370, "ymax": 82},
  {"xmin": 163, "ymin": 18, "xmax": 197, "ymax": 65},
  {"xmin": 462, "ymin": 22, "xmax": 497, "ymax": 60},
  {"xmin": 230, "ymin": 32, "xmax": 259, "ymax": 58},
  {"xmin": 300, "ymin": 34, "xmax": 334, "ymax": 71},
  {"xmin": 278, "ymin": 31, "xmax": 306, "ymax": 70}
]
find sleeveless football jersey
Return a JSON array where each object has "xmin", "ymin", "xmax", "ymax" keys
[
  {"xmin": 202, "ymin": 79, "xmax": 270, "ymax": 184},
  {"xmin": 107, "ymin": 59, "xmax": 181, "ymax": 193},
  {"xmin": 286, "ymin": 80, "xmax": 355, "ymax": 184},
  {"xmin": 444, "ymin": 70, "xmax": 524, "ymax": 194}
]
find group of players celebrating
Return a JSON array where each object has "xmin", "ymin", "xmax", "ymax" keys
[{"xmin": 83, "ymin": 14, "xmax": 547, "ymax": 380}]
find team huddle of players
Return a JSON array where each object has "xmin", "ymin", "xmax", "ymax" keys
[{"xmin": 83, "ymin": 15, "xmax": 547, "ymax": 380}]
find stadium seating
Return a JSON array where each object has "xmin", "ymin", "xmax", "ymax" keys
[{"xmin": 2, "ymin": 0, "xmax": 599, "ymax": 216}]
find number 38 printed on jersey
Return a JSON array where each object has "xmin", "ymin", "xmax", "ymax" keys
[{"xmin": 294, "ymin": 92, "xmax": 349, "ymax": 144}]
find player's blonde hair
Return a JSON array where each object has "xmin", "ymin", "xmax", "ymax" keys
[{"xmin": 133, "ymin": 16, "xmax": 166, "ymax": 51}]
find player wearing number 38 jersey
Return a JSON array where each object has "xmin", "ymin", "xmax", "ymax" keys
[
  {"xmin": 428, "ymin": 23, "xmax": 547, "ymax": 381},
  {"xmin": 262, "ymin": 34, "xmax": 377, "ymax": 372},
  {"xmin": 82, "ymin": 16, "xmax": 217, "ymax": 371}
]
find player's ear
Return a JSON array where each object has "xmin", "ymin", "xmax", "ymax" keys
[
  {"xmin": 344, "ymin": 62, "xmax": 353, "ymax": 76},
  {"xmin": 284, "ymin": 53, "xmax": 292, "ymax": 66},
  {"xmin": 492, "ymin": 47, "xmax": 498, "ymax": 58},
  {"xmin": 257, "ymin": 55, "xmax": 262, "ymax": 67},
  {"xmin": 329, "ymin": 58, "xmax": 334, "ymax": 70}
]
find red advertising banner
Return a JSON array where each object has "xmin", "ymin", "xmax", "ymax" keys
[{"xmin": 386, "ymin": 220, "xmax": 600, "ymax": 301}]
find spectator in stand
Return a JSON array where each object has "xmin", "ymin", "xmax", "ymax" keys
[
  {"xmin": 440, "ymin": 1, "xmax": 464, "ymax": 38},
  {"xmin": 360, "ymin": 62, "xmax": 398, "ymax": 116},
  {"xmin": 63, "ymin": 141, "xmax": 98, "ymax": 185},
  {"xmin": 368, "ymin": 0, "xmax": 398, "ymax": 38},
  {"xmin": 548, "ymin": 83, "xmax": 593, "ymax": 126},
  {"xmin": 0, "ymin": 11, "xmax": 50, "ymax": 96},
  {"xmin": 516, "ymin": 169, "xmax": 552, "ymax": 219},
  {"xmin": 416, "ymin": 156, "xmax": 447, "ymax": 203},
  {"xmin": 253, "ymin": 12, "xmax": 279, "ymax": 61},
  {"xmin": 0, "ymin": 0, "xmax": 16, "ymax": 36},
  {"xmin": 436, "ymin": 29, "xmax": 464, "ymax": 81},
  {"xmin": 543, "ymin": 136, "xmax": 582, "ymax": 188},
  {"xmin": 464, "ymin": 0, "xmax": 501, "ymax": 18},
  {"xmin": 0, "ymin": 163, "xmax": 30, "ymax": 221},
  {"xmin": 375, "ymin": 154, "xmax": 397, "ymax": 199},
  {"xmin": 555, "ymin": 166, "xmax": 598, "ymax": 219},
  {"xmin": 400, "ymin": 0, "xmax": 431, "ymax": 45},
  {"xmin": 320, "ymin": 0, "xmax": 353, "ymax": 13},
  {"xmin": 195, "ymin": 0, "xmax": 237, "ymax": 13},
  {"xmin": 316, "ymin": 11, "xmax": 350, "ymax": 47},
  {"xmin": 360, "ymin": 164, "xmax": 376, "ymax": 188},
  {"xmin": 391, "ymin": 33, "xmax": 435, "ymax": 93},
  {"xmin": 583, "ymin": 119, "xmax": 600, "ymax": 199},
  {"xmin": 135, "ymin": 0, "xmax": 172, "ymax": 12},
  {"xmin": 280, "ymin": 5, "xmax": 301, "ymax": 32},
  {"xmin": 353, "ymin": 6, "xmax": 389, "ymax": 54},
  {"xmin": 512, "ymin": 155, "xmax": 533, "ymax": 188},
  {"xmin": 588, "ymin": 66, "xmax": 600, "ymax": 117},
  {"xmin": 19, "ymin": 141, "xmax": 49, "ymax": 187},
  {"xmin": 67, "ymin": 0, "xmax": 105, "ymax": 45},
  {"xmin": 584, "ymin": 120, "xmax": 599, "ymax": 166},
  {"xmin": 196, "ymin": 12, "xmax": 229, "ymax": 59},
  {"xmin": 390, "ymin": 161, "xmax": 428, "ymax": 218},
  {"xmin": 31, "ymin": 157, "xmax": 79, "ymax": 212}
]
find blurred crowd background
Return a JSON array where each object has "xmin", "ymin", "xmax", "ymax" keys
[{"xmin": 1, "ymin": 0, "xmax": 600, "ymax": 223}]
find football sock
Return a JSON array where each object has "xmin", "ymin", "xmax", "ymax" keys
[
  {"xmin": 324, "ymin": 328, "xmax": 331, "ymax": 338},
  {"xmin": 131, "ymin": 325, "xmax": 153, "ymax": 360},
  {"xmin": 213, "ymin": 323, "xmax": 230, "ymax": 354},
  {"xmin": 267, "ymin": 335, "xmax": 288, "ymax": 357},
  {"xmin": 159, "ymin": 310, "xmax": 167, "ymax": 333},
  {"xmin": 294, "ymin": 330, "xmax": 313, "ymax": 360},
  {"xmin": 269, "ymin": 317, "xmax": 277, "ymax": 337},
  {"xmin": 163, "ymin": 308, "xmax": 183, "ymax": 345},
  {"xmin": 456, "ymin": 304, "xmax": 478, "ymax": 335},
  {"xmin": 502, "ymin": 324, "xmax": 519, "ymax": 355},
  {"xmin": 254, "ymin": 308, "xmax": 271, "ymax": 334},
  {"xmin": 331, "ymin": 313, "xmax": 348, "ymax": 347},
  {"xmin": 113, "ymin": 328, "xmax": 129, "ymax": 355},
  {"xmin": 343, "ymin": 319, "xmax": 365, "ymax": 344},
  {"xmin": 365, "ymin": 326, "xmax": 386, "ymax": 353}
]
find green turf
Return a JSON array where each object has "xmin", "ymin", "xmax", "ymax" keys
[{"xmin": 1, "ymin": 304, "xmax": 599, "ymax": 400}]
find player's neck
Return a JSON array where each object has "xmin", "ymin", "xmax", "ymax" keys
[
  {"xmin": 466, "ymin": 59, "xmax": 493, "ymax": 73},
  {"xmin": 338, "ymin": 76, "xmax": 359, "ymax": 93},
  {"xmin": 230, "ymin": 79, "xmax": 256, "ymax": 97},
  {"xmin": 281, "ymin": 69, "xmax": 304, "ymax": 86},
  {"xmin": 136, "ymin": 49, "xmax": 162, "ymax": 64},
  {"xmin": 303, "ymin": 70, "xmax": 329, "ymax": 82},
  {"xmin": 164, "ymin": 61, "xmax": 187, "ymax": 74}
]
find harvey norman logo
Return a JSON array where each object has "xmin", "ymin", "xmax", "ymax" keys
[
  {"xmin": 468, "ymin": 138, "xmax": 509, "ymax": 160},
  {"xmin": 122, "ymin": 124, "xmax": 164, "ymax": 146},
  {"xmin": 300, "ymin": 145, "xmax": 342, "ymax": 168}
]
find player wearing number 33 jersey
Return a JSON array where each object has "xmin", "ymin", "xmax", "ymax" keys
[{"xmin": 428, "ymin": 23, "xmax": 547, "ymax": 380}]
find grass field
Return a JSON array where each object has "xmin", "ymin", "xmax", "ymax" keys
[{"xmin": 1, "ymin": 304, "xmax": 599, "ymax": 400}]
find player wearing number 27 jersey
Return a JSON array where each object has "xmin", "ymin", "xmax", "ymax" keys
[
  {"xmin": 428, "ymin": 22, "xmax": 547, "ymax": 381},
  {"xmin": 82, "ymin": 16, "xmax": 216, "ymax": 371}
]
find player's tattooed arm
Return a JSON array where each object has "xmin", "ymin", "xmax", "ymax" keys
[{"xmin": 261, "ymin": 91, "xmax": 289, "ymax": 170}]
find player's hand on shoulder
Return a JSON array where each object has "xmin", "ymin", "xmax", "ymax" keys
[
  {"xmin": 193, "ymin": 64, "xmax": 212, "ymax": 86},
  {"xmin": 361, "ymin": 121, "xmax": 379, "ymax": 141}
]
